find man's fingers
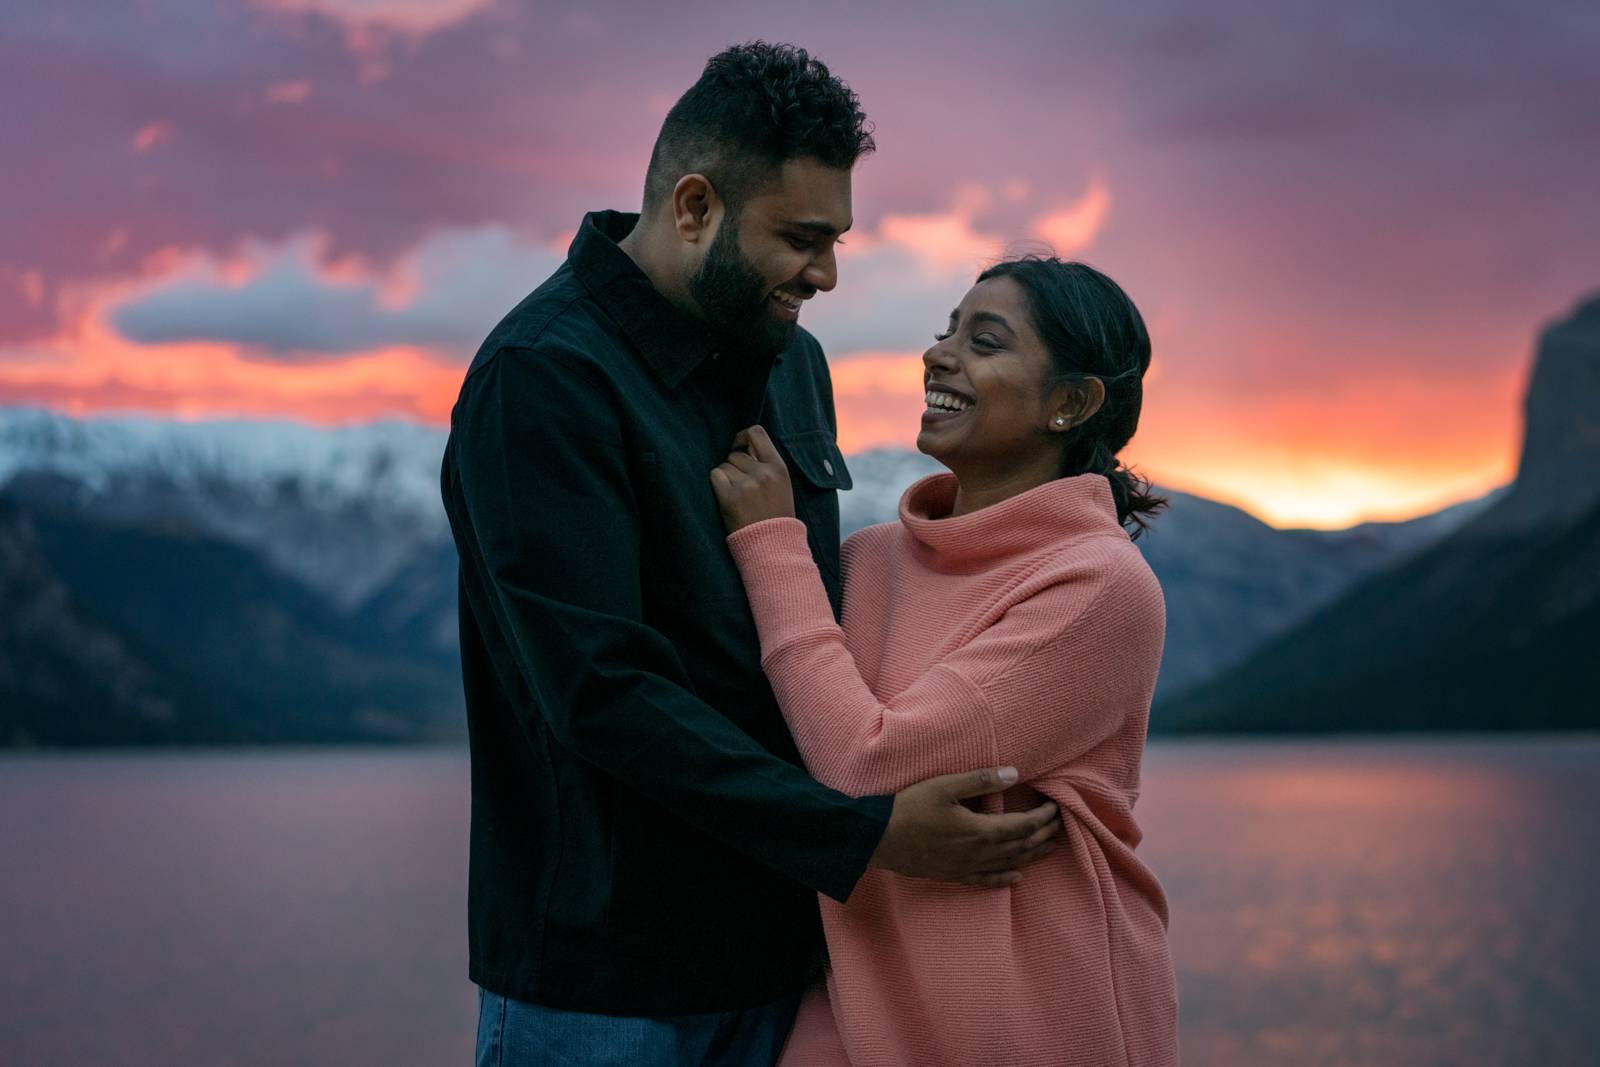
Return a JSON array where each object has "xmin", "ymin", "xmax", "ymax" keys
[
  {"xmin": 961, "ymin": 870, "xmax": 1023, "ymax": 888},
  {"xmin": 1012, "ymin": 837, "xmax": 1060, "ymax": 869},
  {"xmin": 944, "ymin": 767, "xmax": 1020, "ymax": 800},
  {"xmin": 1021, "ymin": 818, "xmax": 1060, "ymax": 851},
  {"xmin": 970, "ymin": 803, "xmax": 1059, "ymax": 846},
  {"xmin": 1016, "ymin": 800, "xmax": 1061, "ymax": 835}
]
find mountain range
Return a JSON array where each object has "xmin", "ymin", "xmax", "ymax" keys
[
  {"xmin": 1, "ymin": 290, "xmax": 1591, "ymax": 744},
  {"xmin": 1160, "ymin": 292, "xmax": 1600, "ymax": 732}
]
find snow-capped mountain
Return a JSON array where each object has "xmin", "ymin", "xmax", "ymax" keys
[
  {"xmin": 0, "ymin": 405, "xmax": 1499, "ymax": 744},
  {"xmin": 0, "ymin": 407, "xmax": 450, "ymax": 611}
]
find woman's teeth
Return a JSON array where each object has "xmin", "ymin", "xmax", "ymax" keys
[{"xmin": 924, "ymin": 390, "xmax": 972, "ymax": 413}]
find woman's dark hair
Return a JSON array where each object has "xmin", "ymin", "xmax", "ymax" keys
[
  {"xmin": 976, "ymin": 256, "xmax": 1167, "ymax": 539},
  {"xmin": 644, "ymin": 41, "xmax": 875, "ymax": 213}
]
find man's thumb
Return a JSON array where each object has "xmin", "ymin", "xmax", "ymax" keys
[{"xmin": 948, "ymin": 766, "xmax": 1019, "ymax": 799}]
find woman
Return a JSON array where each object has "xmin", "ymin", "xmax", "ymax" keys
[{"xmin": 710, "ymin": 257, "xmax": 1179, "ymax": 1065}]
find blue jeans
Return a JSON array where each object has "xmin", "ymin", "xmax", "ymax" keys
[{"xmin": 474, "ymin": 986, "xmax": 803, "ymax": 1066}]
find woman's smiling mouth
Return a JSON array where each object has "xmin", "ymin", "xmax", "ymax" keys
[{"xmin": 922, "ymin": 385, "xmax": 975, "ymax": 424}]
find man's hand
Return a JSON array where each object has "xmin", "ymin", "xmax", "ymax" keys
[
  {"xmin": 710, "ymin": 424, "xmax": 796, "ymax": 533},
  {"xmin": 869, "ymin": 768, "xmax": 1062, "ymax": 888}
]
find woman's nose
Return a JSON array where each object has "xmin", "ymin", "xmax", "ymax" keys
[{"xmin": 923, "ymin": 342, "xmax": 957, "ymax": 372}]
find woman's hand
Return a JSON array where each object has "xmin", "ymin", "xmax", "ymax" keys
[{"xmin": 710, "ymin": 424, "xmax": 795, "ymax": 533}]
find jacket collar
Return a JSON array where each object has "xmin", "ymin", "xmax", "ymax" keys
[{"xmin": 568, "ymin": 209, "xmax": 787, "ymax": 388}]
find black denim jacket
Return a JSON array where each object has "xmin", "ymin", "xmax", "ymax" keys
[{"xmin": 440, "ymin": 210, "xmax": 893, "ymax": 1015}]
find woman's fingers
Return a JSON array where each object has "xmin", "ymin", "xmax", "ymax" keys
[
  {"xmin": 743, "ymin": 424, "xmax": 783, "ymax": 464},
  {"xmin": 710, "ymin": 463, "xmax": 750, "ymax": 494},
  {"xmin": 731, "ymin": 425, "xmax": 785, "ymax": 467},
  {"xmin": 724, "ymin": 450, "xmax": 760, "ymax": 474}
]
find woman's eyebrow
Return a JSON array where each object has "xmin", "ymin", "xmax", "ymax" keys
[
  {"xmin": 950, "ymin": 309, "xmax": 1013, "ymax": 332},
  {"xmin": 968, "ymin": 311, "xmax": 1014, "ymax": 332}
]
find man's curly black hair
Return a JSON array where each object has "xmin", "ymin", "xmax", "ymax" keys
[{"xmin": 643, "ymin": 42, "xmax": 875, "ymax": 213}]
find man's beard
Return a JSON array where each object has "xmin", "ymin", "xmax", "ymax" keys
[{"xmin": 687, "ymin": 213, "xmax": 796, "ymax": 358}]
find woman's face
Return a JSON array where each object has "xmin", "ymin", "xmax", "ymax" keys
[{"xmin": 915, "ymin": 275, "xmax": 1072, "ymax": 473}]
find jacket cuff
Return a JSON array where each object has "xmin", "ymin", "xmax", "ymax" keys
[{"xmin": 818, "ymin": 792, "xmax": 895, "ymax": 904}]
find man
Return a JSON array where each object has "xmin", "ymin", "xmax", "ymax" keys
[{"xmin": 440, "ymin": 42, "xmax": 1061, "ymax": 1065}]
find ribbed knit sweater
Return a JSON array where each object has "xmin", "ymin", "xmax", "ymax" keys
[{"xmin": 726, "ymin": 471, "xmax": 1178, "ymax": 1066}]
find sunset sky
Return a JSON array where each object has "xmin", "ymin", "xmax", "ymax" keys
[{"xmin": 4, "ymin": 0, "xmax": 1597, "ymax": 527}]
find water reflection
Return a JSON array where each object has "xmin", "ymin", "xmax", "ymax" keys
[
  {"xmin": 1, "ymin": 739, "xmax": 1596, "ymax": 1065},
  {"xmin": 1138, "ymin": 738, "xmax": 1600, "ymax": 1065}
]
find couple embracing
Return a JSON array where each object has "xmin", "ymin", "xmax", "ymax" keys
[{"xmin": 440, "ymin": 41, "xmax": 1178, "ymax": 1067}]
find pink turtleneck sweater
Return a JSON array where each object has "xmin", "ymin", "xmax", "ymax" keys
[{"xmin": 725, "ymin": 472, "xmax": 1178, "ymax": 1066}]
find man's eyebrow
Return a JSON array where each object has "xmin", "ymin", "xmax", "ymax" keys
[{"xmin": 782, "ymin": 218, "xmax": 852, "ymax": 237}]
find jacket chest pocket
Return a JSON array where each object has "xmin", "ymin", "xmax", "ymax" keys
[{"xmin": 776, "ymin": 430, "xmax": 852, "ymax": 581}]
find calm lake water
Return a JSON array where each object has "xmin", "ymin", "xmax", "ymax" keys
[{"xmin": 2, "ymin": 738, "xmax": 1596, "ymax": 1065}]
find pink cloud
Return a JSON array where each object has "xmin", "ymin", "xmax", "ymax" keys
[
  {"xmin": 265, "ymin": 79, "xmax": 314, "ymax": 104},
  {"xmin": 253, "ymin": 0, "xmax": 491, "ymax": 36},
  {"xmin": 18, "ymin": 271, "xmax": 45, "ymax": 308},
  {"xmin": 132, "ymin": 121, "xmax": 175, "ymax": 153}
]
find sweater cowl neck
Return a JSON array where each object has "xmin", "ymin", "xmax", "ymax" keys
[{"xmin": 897, "ymin": 471, "xmax": 1125, "ymax": 567}]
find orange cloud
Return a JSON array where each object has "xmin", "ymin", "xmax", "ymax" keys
[
  {"xmin": 874, "ymin": 212, "xmax": 1005, "ymax": 276},
  {"xmin": 0, "ymin": 298, "xmax": 461, "ymax": 426},
  {"xmin": 1030, "ymin": 176, "xmax": 1111, "ymax": 255},
  {"xmin": 830, "ymin": 351, "xmax": 928, "ymax": 454},
  {"xmin": 1125, "ymin": 366, "xmax": 1524, "ymax": 527}
]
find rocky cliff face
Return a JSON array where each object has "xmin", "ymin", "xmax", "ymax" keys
[{"xmin": 1475, "ymin": 292, "xmax": 1600, "ymax": 533}]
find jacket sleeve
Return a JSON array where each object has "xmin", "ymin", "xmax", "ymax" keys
[
  {"xmin": 447, "ymin": 348, "xmax": 890, "ymax": 902},
  {"xmin": 724, "ymin": 517, "xmax": 1165, "ymax": 797}
]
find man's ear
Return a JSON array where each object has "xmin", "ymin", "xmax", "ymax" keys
[
  {"xmin": 672, "ymin": 174, "xmax": 721, "ymax": 243},
  {"xmin": 1050, "ymin": 377, "xmax": 1107, "ymax": 431}
]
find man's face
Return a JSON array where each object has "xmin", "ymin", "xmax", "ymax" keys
[{"xmin": 688, "ymin": 157, "xmax": 852, "ymax": 358}]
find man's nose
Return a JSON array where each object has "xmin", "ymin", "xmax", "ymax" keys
[{"xmin": 802, "ymin": 249, "xmax": 837, "ymax": 293}]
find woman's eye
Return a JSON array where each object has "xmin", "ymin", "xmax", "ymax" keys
[
  {"xmin": 933, "ymin": 330, "xmax": 953, "ymax": 341},
  {"xmin": 972, "ymin": 335, "xmax": 1001, "ymax": 349}
]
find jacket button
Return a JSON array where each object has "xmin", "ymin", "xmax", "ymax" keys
[{"xmin": 822, "ymin": 459, "xmax": 835, "ymax": 476}]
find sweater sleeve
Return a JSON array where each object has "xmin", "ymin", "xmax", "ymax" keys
[{"xmin": 725, "ymin": 517, "xmax": 1165, "ymax": 797}]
